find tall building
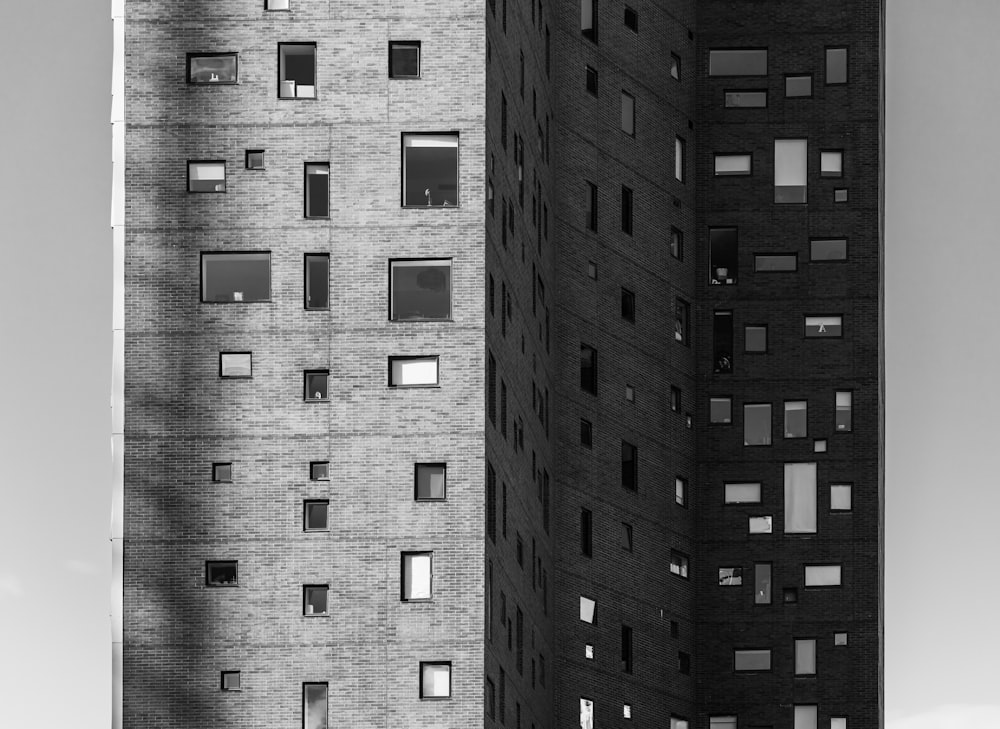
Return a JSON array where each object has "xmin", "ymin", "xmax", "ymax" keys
[{"xmin": 111, "ymin": 1, "xmax": 883, "ymax": 728}]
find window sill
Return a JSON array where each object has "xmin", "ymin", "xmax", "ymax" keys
[
  {"xmin": 304, "ymin": 528, "xmax": 331, "ymax": 533},
  {"xmin": 389, "ymin": 385, "xmax": 441, "ymax": 390},
  {"xmin": 390, "ymin": 318, "xmax": 454, "ymax": 323},
  {"xmin": 401, "ymin": 205, "xmax": 462, "ymax": 210},
  {"xmin": 303, "ymin": 612, "xmax": 329, "ymax": 617}
]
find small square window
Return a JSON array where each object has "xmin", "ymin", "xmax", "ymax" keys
[
  {"xmin": 625, "ymin": 384, "xmax": 635, "ymax": 402},
  {"xmin": 725, "ymin": 90, "xmax": 767, "ymax": 108},
  {"xmin": 749, "ymin": 515, "xmax": 773, "ymax": 534},
  {"xmin": 389, "ymin": 356, "xmax": 439, "ymax": 387},
  {"xmin": 402, "ymin": 552, "xmax": 433, "ymax": 600},
  {"xmin": 719, "ymin": 567, "xmax": 742, "ymax": 586},
  {"xmin": 245, "ymin": 150, "xmax": 265, "ymax": 170},
  {"xmin": 390, "ymin": 259, "xmax": 452, "ymax": 321},
  {"xmin": 725, "ymin": 482, "xmax": 761, "ymax": 504},
  {"xmin": 415, "ymin": 463, "xmax": 447, "ymax": 500},
  {"xmin": 805, "ymin": 315, "xmax": 842, "ymax": 338},
  {"xmin": 834, "ymin": 632, "xmax": 848, "ymax": 646},
  {"xmin": 303, "ymin": 684, "xmax": 328, "ymax": 729},
  {"xmin": 785, "ymin": 74, "xmax": 812, "ymax": 97},
  {"xmin": 303, "ymin": 585, "xmax": 329, "ymax": 615},
  {"xmin": 188, "ymin": 161, "xmax": 226, "ymax": 193},
  {"xmin": 221, "ymin": 671, "xmax": 241, "ymax": 690},
  {"xmin": 202, "ymin": 252, "xmax": 271, "ymax": 303},
  {"xmin": 580, "ymin": 419, "xmax": 593, "ymax": 448},
  {"xmin": 670, "ymin": 53, "xmax": 681, "ymax": 80},
  {"xmin": 403, "ymin": 133, "xmax": 459, "ymax": 207},
  {"xmin": 278, "ymin": 43, "xmax": 317, "ymax": 98},
  {"xmin": 814, "ymin": 439, "xmax": 828, "ymax": 453},
  {"xmin": 187, "ymin": 53, "xmax": 238, "ymax": 84},
  {"xmin": 420, "ymin": 662, "xmax": 451, "ymax": 699},
  {"xmin": 305, "ymin": 370, "xmax": 329, "ymax": 401},
  {"xmin": 206, "ymin": 561, "xmax": 238, "ymax": 586},
  {"xmin": 832, "ymin": 719, "xmax": 847, "ymax": 729},
  {"xmin": 745, "ymin": 325, "xmax": 767, "ymax": 353},
  {"xmin": 831, "ymin": 484, "xmax": 852, "ymax": 511},
  {"xmin": 304, "ymin": 500, "xmax": 329, "ymax": 531},
  {"xmin": 310, "ymin": 461, "xmax": 329, "ymax": 480},
  {"xmin": 585, "ymin": 65, "xmax": 599, "ymax": 95},
  {"xmin": 784, "ymin": 587, "xmax": 799, "ymax": 603},
  {"xmin": 670, "ymin": 227, "xmax": 683, "ymax": 260},
  {"xmin": 304, "ymin": 253, "xmax": 330, "ymax": 310},
  {"xmin": 585, "ymin": 644, "xmax": 594, "ymax": 659},
  {"xmin": 220, "ymin": 352, "xmax": 252, "ymax": 378},
  {"xmin": 670, "ymin": 550, "xmax": 689, "ymax": 578},
  {"xmin": 821, "ymin": 150, "xmax": 844, "ymax": 178},
  {"xmin": 580, "ymin": 596, "xmax": 596, "ymax": 623},
  {"xmin": 304, "ymin": 163, "xmax": 330, "ymax": 218},
  {"xmin": 834, "ymin": 188, "xmax": 849, "ymax": 203},
  {"xmin": 621, "ymin": 522, "xmax": 633, "ymax": 552},
  {"xmin": 212, "ymin": 463, "xmax": 232, "ymax": 483},
  {"xmin": 675, "ymin": 477, "xmax": 686, "ymax": 506},
  {"xmin": 621, "ymin": 288, "xmax": 636, "ymax": 322},
  {"xmin": 623, "ymin": 5, "xmax": 637, "ymax": 30},
  {"xmin": 621, "ymin": 91, "xmax": 635, "ymax": 136},
  {"xmin": 826, "ymin": 47, "xmax": 848, "ymax": 84},
  {"xmin": 389, "ymin": 41, "xmax": 421, "ymax": 79}
]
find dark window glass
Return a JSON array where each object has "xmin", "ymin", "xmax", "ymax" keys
[
  {"xmin": 279, "ymin": 43, "xmax": 316, "ymax": 98},
  {"xmin": 310, "ymin": 461, "xmax": 329, "ymax": 480},
  {"xmin": 670, "ymin": 386, "xmax": 681, "ymax": 412},
  {"xmin": 621, "ymin": 288, "xmax": 635, "ymax": 322},
  {"xmin": 303, "ymin": 585, "xmax": 329, "ymax": 615},
  {"xmin": 206, "ymin": 561, "xmax": 238, "ymax": 586},
  {"xmin": 621, "ymin": 523, "xmax": 633, "ymax": 551},
  {"xmin": 187, "ymin": 53, "xmax": 238, "ymax": 84},
  {"xmin": 580, "ymin": 418, "xmax": 593, "ymax": 447},
  {"xmin": 784, "ymin": 400, "xmax": 808, "ymax": 438},
  {"xmin": 389, "ymin": 41, "xmax": 420, "ymax": 78},
  {"xmin": 305, "ymin": 254, "xmax": 329, "ymax": 309},
  {"xmin": 710, "ymin": 228, "xmax": 738, "ymax": 284},
  {"xmin": 710, "ymin": 397, "xmax": 732, "ymax": 424},
  {"xmin": 621, "ymin": 185, "xmax": 633, "ymax": 235},
  {"xmin": 586, "ymin": 66, "xmax": 598, "ymax": 95},
  {"xmin": 745, "ymin": 325, "xmax": 767, "ymax": 352},
  {"xmin": 580, "ymin": 345, "xmax": 597, "ymax": 394},
  {"xmin": 621, "ymin": 440, "xmax": 637, "ymax": 491},
  {"xmin": 305, "ymin": 370, "xmax": 329, "ymax": 401},
  {"xmin": 713, "ymin": 311, "xmax": 733, "ymax": 374},
  {"xmin": 304, "ymin": 500, "xmax": 329, "ymax": 531},
  {"xmin": 245, "ymin": 150, "xmax": 265, "ymax": 170},
  {"xmin": 201, "ymin": 253, "xmax": 270, "ymax": 303},
  {"xmin": 621, "ymin": 625, "xmax": 633, "ymax": 672},
  {"xmin": 403, "ymin": 134, "xmax": 459, "ymax": 207},
  {"xmin": 305, "ymin": 163, "xmax": 330, "ymax": 218},
  {"xmin": 724, "ymin": 90, "xmax": 767, "ymax": 107},
  {"xmin": 582, "ymin": 0, "xmax": 598, "ymax": 41},
  {"xmin": 810, "ymin": 239, "xmax": 847, "ymax": 261},
  {"xmin": 623, "ymin": 6, "xmax": 637, "ymax": 30},
  {"xmin": 586, "ymin": 181, "xmax": 598, "ymax": 231},
  {"xmin": 709, "ymin": 49, "xmax": 767, "ymax": 76},
  {"xmin": 390, "ymin": 259, "xmax": 451, "ymax": 320},
  {"xmin": 785, "ymin": 75, "xmax": 812, "ymax": 97},
  {"xmin": 755, "ymin": 563, "xmax": 772, "ymax": 604},
  {"xmin": 674, "ymin": 299, "xmax": 690, "ymax": 344},
  {"xmin": 670, "ymin": 53, "xmax": 681, "ymax": 80},
  {"xmin": 826, "ymin": 47, "xmax": 848, "ymax": 84},
  {"xmin": 744, "ymin": 404, "xmax": 772, "ymax": 446},
  {"xmin": 670, "ymin": 227, "xmax": 683, "ymax": 260},
  {"xmin": 416, "ymin": 463, "xmax": 447, "ymax": 500},
  {"xmin": 580, "ymin": 508, "xmax": 593, "ymax": 556},
  {"xmin": 754, "ymin": 254, "xmax": 797, "ymax": 272}
]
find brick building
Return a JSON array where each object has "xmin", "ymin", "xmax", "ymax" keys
[{"xmin": 111, "ymin": 1, "xmax": 883, "ymax": 728}]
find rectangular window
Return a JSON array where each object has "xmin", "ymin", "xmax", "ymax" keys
[
  {"xmin": 621, "ymin": 625, "xmax": 633, "ymax": 672},
  {"xmin": 670, "ymin": 227, "xmax": 683, "ymax": 260},
  {"xmin": 794, "ymin": 705, "xmax": 818, "ymax": 729},
  {"xmin": 389, "ymin": 356, "xmax": 439, "ymax": 387},
  {"xmin": 245, "ymin": 149, "xmax": 265, "ymax": 170},
  {"xmin": 678, "ymin": 652, "xmax": 690, "ymax": 676},
  {"xmin": 821, "ymin": 150, "xmax": 844, "ymax": 177},
  {"xmin": 219, "ymin": 352, "xmax": 251, "ymax": 378},
  {"xmin": 621, "ymin": 522, "xmax": 633, "ymax": 551},
  {"xmin": 745, "ymin": 325, "xmax": 767, "ymax": 353},
  {"xmin": 486, "ymin": 677, "xmax": 496, "ymax": 720},
  {"xmin": 805, "ymin": 315, "xmax": 842, "ymax": 337},
  {"xmin": 709, "ymin": 227, "xmax": 738, "ymax": 284},
  {"xmin": 835, "ymin": 188, "xmax": 849, "ymax": 202},
  {"xmin": 278, "ymin": 43, "xmax": 316, "ymax": 98},
  {"xmin": 724, "ymin": 90, "xmax": 767, "ymax": 107},
  {"xmin": 718, "ymin": 567, "xmax": 742, "ymax": 585},
  {"xmin": 785, "ymin": 462, "xmax": 818, "ymax": 533},
  {"xmin": 402, "ymin": 552, "xmax": 433, "ymax": 600},
  {"xmin": 710, "ymin": 397, "xmax": 732, "ymax": 424},
  {"xmin": 580, "ymin": 596, "xmax": 596, "ymax": 623},
  {"xmin": 675, "ymin": 477, "xmax": 687, "ymax": 506},
  {"xmin": 714, "ymin": 311, "xmax": 734, "ymax": 374},
  {"xmin": 580, "ymin": 344, "xmax": 598, "ymax": 394},
  {"xmin": 714, "ymin": 154, "xmax": 752, "ymax": 176},
  {"xmin": 303, "ymin": 584, "xmax": 328, "ymax": 615},
  {"xmin": 670, "ymin": 53, "xmax": 681, "ymax": 80},
  {"xmin": 785, "ymin": 74, "xmax": 812, "ymax": 97},
  {"xmin": 221, "ymin": 671, "xmax": 241, "ymax": 690},
  {"xmin": 710, "ymin": 719, "xmax": 736, "ymax": 729},
  {"xmin": 206, "ymin": 561, "xmax": 238, "ymax": 586},
  {"xmin": 403, "ymin": 133, "xmax": 459, "ymax": 207},
  {"xmin": 734, "ymin": 649, "xmax": 771, "ymax": 671},
  {"xmin": 674, "ymin": 137, "xmax": 686, "ymax": 182},
  {"xmin": 725, "ymin": 482, "xmax": 760, "ymax": 504},
  {"xmin": 486, "ymin": 463, "xmax": 496, "ymax": 542},
  {"xmin": 744, "ymin": 403, "xmax": 772, "ymax": 446},
  {"xmin": 389, "ymin": 41, "xmax": 420, "ymax": 79},
  {"xmin": 671, "ymin": 385, "xmax": 681, "ymax": 412},
  {"xmin": 835, "ymin": 390, "xmax": 854, "ymax": 431},
  {"xmin": 580, "ymin": 418, "xmax": 593, "ymax": 447},
  {"xmin": 832, "ymin": 719, "xmax": 848, "ymax": 729},
  {"xmin": 309, "ymin": 461, "xmax": 329, "ymax": 481},
  {"xmin": 621, "ymin": 288, "xmax": 636, "ymax": 322},
  {"xmin": 420, "ymin": 662, "xmax": 451, "ymax": 699},
  {"xmin": 805, "ymin": 564, "xmax": 842, "ymax": 586},
  {"xmin": 775, "ymin": 139, "xmax": 807, "ymax": 203},
  {"xmin": 810, "ymin": 238, "xmax": 848, "ymax": 261},
  {"xmin": 621, "ymin": 91, "xmax": 635, "ymax": 135},
  {"xmin": 304, "ymin": 254, "xmax": 329, "ymax": 310},
  {"xmin": 415, "ymin": 463, "xmax": 446, "ymax": 500},
  {"xmin": 187, "ymin": 52, "xmax": 238, "ymax": 84},
  {"xmin": 266, "ymin": 0, "xmax": 290, "ymax": 9},
  {"xmin": 201, "ymin": 253, "xmax": 271, "ymax": 303},
  {"xmin": 581, "ymin": 699, "xmax": 595, "ymax": 729},
  {"xmin": 390, "ymin": 259, "xmax": 451, "ymax": 321},
  {"xmin": 624, "ymin": 5, "xmax": 638, "ymax": 30},
  {"xmin": 621, "ymin": 440, "xmax": 637, "ymax": 490},
  {"xmin": 304, "ymin": 370, "xmax": 329, "ymax": 401},
  {"xmin": 831, "ymin": 484, "xmax": 852, "ymax": 511},
  {"xmin": 188, "ymin": 161, "xmax": 226, "ymax": 193},
  {"xmin": 826, "ymin": 48, "xmax": 848, "ymax": 84},
  {"xmin": 835, "ymin": 632, "xmax": 848, "ymax": 645},
  {"xmin": 620, "ymin": 185, "xmax": 633, "ymax": 235},
  {"xmin": 754, "ymin": 563, "xmax": 772, "ymax": 604},
  {"xmin": 304, "ymin": 500, "xmax": 329, "ymax": 531},
  {"xmin": 749, "ymin": 516, "xmax": 773, "ymax": 534},
  {"xmin": 795, "ymin": 639, "xmax": 817, "ymax": 675},
  {"xmin": 671, "ymin": 718, "xmax": 689, "ymax": 729},
  {"xmin": 586, "ymin": 181, "xmax": 598, "ymax": 231},
  {"xmin": 304, "ymin": 163, "xmax": 330, "ymax": 218},
  {"xmin": 586, "ymin": 65, "xmax": 598, "ymax": 95},
  {"xmin": 580, "ymin": 508, "xmax": 593, "ymax": 556},
  {"xmin": 784, "ymin": 401, "xmax": 808, "ymax": 438},
  {"xmin": 488, "ymin": 352, "xmax": 496, "ymax": 423},
  {"xmin": 581, "ymin": 0, "xmax": 598, "ymax": 42},
  {"xmin": 675, "ymin": 298, "xmax": 690, "ymax": 344},
  {"xmin": 212, "ymin": 463, "xmax": 232, "ymax": 483},
  {"xmin": 709, "ymin": 49, "xmax": 767, "ymax": 76},
  {"xmin": 669, "ymin": 550, "xmax": 689, "ymax": 578},
  {"xmin": 755, "ymin": 253, "xmax": 798, "ymax": 272}
]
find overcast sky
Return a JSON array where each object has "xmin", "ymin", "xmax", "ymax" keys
[{"xmin": 1, "ymin": 1, "xmax": 998, "ymax": 727}]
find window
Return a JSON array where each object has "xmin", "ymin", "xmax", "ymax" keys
[
  {"xmin": 621, "ymin": 624, "xmax": 633, "ymax": 672},
  {"xmin": 670, "ymin": 227, "xmax": 683, "ymax": 260},
  {"xmin": 304, "ymin": 500, "xmax": 329, "ymax": 531},
  {"xmin": 719, "ymin": 567, "xmax": 742, "ymax": 585},
  {"xmin": 711, "ymin": 717, "xmax": 737, "ymax": 729},
  {"xmin": 671, "ymin": 718, "xmax": 690, "ymax": 729},
  {"xmin": 821, "ymin": 150, "xmax": 843, "ymax": 177},
  {"xmin": 725, "ymin": 90, "xmax": 767, "ymax": 107},
  {"xmin": 784, "ymin": 587, "xmax": 799, "ymax": 603},
  {"xmin": 402, "ymin": 552, "xmax": 433, "ymax": 601},
  {"xmin": 187, "ymin": 53, "xmax": 238, "ymax": 84},
  {"xmin": 579, "ymin": 418, "xmax": 593, "ymax": 447},
  {"xmin": 304, "ymin": 254, "xmax": 329, "ymax": 310},
  {"xmin": 745, "ymin": 325, "xmax": 767, "ymax": 353},
  {"xmin": 310, "ymin": 461, "xmax": 329, "ymax": 481},
  {"xmin": 487, "ymin": 352, "xmax": 496, "ymax": 424},
  {"xmin": 621, "ymin": 441, "xmax": 637, "ymax": 490},
  {"xmin": 486, "ymin": 677, "xmax": 496, "ymax": 720},
  {"xmin": 734, "ymin": 649, "xmax": 771, "ymax": 671},
  {"xmin": 278, "ymin": 43, "xmax": 316, "ymax": 98},
  {"xmin": 486, "ymin": 462, "xmax": 496, "ymax": 542},
  {"xmin": 795, "ymin": 639, "xmax": 817, "ymax": 675},
  {"xmin": 304, "ymin": 163, "xmax": 330, "ymax": 218},
  {"xmin": 402, "ymin": 133, "xmax": 459, "ymax": 207},
  {"xmin": 585, "ymin": 181, "xmax": 598, "ymax": 231},
  {"xmin": 188, "ymin": 161, "xmax": 226, "ymax": 193},
  {"xmin": 832, "ymin": 719, "xmax": 848, "ymax": 729},
  {"xmin": 585, "ymin": 644, "xmax": 594, "ymax": 660},
  {"xmin": 389, "ymin": 259, "xmax": 451, "ymax": 321},
  {"xmin": 826, "ymin": 47, "xmax": 848, "ymax": 84},
  {"xmin": 678, "ymin": 652, "xmax": 690, "ymax": 674},
  {"xmin": 219, "ymin": 352, "xmax": 251, "ymax": 378},
  {"xmin": 669, "ymin": 550, "xmax": 689, "ymax": 578},
  {"xmin": 749, "ymin": 516, "xmax": 773, "ymax": 534},
  {"xmin": 212, "ymin": 463, "xmax": 232, "ymax": 483},
  {"xmin": 805, "ymin": 315, "xmax": 842, "ymax": 337},
  {"xmin": 621, "ymin": 91, "xmax": 635, "ymax": 135},
  {"xmin": 586, "ymin": 65, "xmax": 598, "ymax": 95},
  {"xmin": 810, "ymin": 238, "xmax": 847, "ymax": 261},
  {"xmin": 206, "ymin": 561, "xmax": 238, "ymax": 586},
  {"xmin": 501, "ymin": 93, "xmax": 507, "ymax": 149},
  {"xmin": 714, "ymin": 311, "xmax": 733, "ymax": 373},
  {"xmin": 785, "ymin": 462, "xmax": 818, "ymax": 533},
  {"xmin": 814, "ymin": 439, "xmax": 828, "ymax": 453},
  {"xmin": 580, "ymin": 596, "xmax": 596, "ymax": 623},
  {"xmin": 581, "ymin": 0, "xmax": 598, "ymax": 42},
  {"xmin": 621, "ymin": 522, "xmax": 633, "ymax": 551},
  {"xmin": 784, "ymin": 401, "xmax": 808, "ymax": 438},
  {"xmin": 671, "ymin": 386, "xmax": 682, "ymax": 412},
  {"xmin": 221, "ymin": 671, "xmax": 241, "ymax": 690},
  {"xmin": 710, "ymin": 397, "xmax": 732, "ymax": 424},
  {"xmin": 580, "ymin": 345, "xmax": 597, "ymax": 394},
  {"xmin": 714, "ymin": 154, "xmax": 752, "ymax": 176},
  {"xmin": 755, "ymin": 254, "xmax": 797, "ymax": 272},
  {"xmin": 836, "ymin": 391, "xmax": 853, "ymax": 431},
  {"xmin": 266, "ymin": 0, "xmax": 290, "ymax": 8},
  {"xmin": 415, "ymin": 463, "xmax": 446, "ymax": 500},
  {"xmin": 670, "ymin": 53, "xmax": 681, "ymax": 80},
  {"xmin": 621, "ymin": 288, "xmax": 636, "ymax": 322},
  {"xmin": 389, "ymin": 356, "xmax": 439, "ymax": 387},
  {"xmin": 674, "ymin": 137, "xmax": 686, "ymax": 181},
  {"xmin": 579, "ymin": 507, "xmax": 595, "ymax": 557},
  {"xmin": 389, "ymin": 41, "xmax": 420, "ymax": 78},
  {"xmin": 624, "ymin": 704, "xmax": 632, "ymax": 719},
  {"xmin": 304, "ymin": 370, "xmax": 329, "ymax": 401},
  {"xmin": 834, "ymin": 188, "xmax": 849, "ymax": 202},
  {"xmin": 831, "ymin": 484, "xmax": 852, "ymax": 511},
  {"xmin": 709, "ymin": 228, "xmax": 738, "ymax": 284},
  {"xmin": 744, "ymin": 403, "xmax": 772, "ymax": 446},
  {"xmin": 621, "ymin": 185, "xmax": 633, "ymax": 234},
  {"xmin": 623, "ymin": 5, "xmax": 637, "ymax": 30},
  {"xmin": 805, "ymin": 564, "xmax": 842, "ymax": 586},
  {"xmin": 785, "ymin": 74, "xmax": 812, "ymax": 97},
  {"xmin": 775, "ymin": 139, "xmax": 807, "ymax": 203},
  {"xmin": 725, "ymin": 482, "xmax": 761, "ymax": 504},
  {"xmin": 581, "ymin": 698, "xmax": 595, "ymax": 729},
  {"xmin": 245, "ymin": 149, "xmax": 265, "ymax": 170},
  {"xmin": 303, "ymin": 585, "xmax": 328, "ymax": 615},
  {"xmin": 754, "ymin": 563, "xmax": 772, "ymax": 604},
  {"xmin": 674, "ymin": 298, "xmax": 690, "ymax": 344},
  {"xmin": 794, "ymin": 705, "xmax": 818, "ymax": 729},
  {"xmin": 420, "ymin": 662, "xmax": 451, "ymax": 699},
  {"xmin": 835, "ymin": 632, "xmax": 848, "ymax": 646},
  {"xmin": 709, "ymin": 49, "xmax": 767, "ymax": 76},
  {"xmin": 675, "ymin": 477, "xmax": 687, "ymax": 506}
]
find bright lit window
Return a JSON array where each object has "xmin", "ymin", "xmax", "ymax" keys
[
  {"xmin": 805, "ymin": 315, "xmax": 842, "ymax": 337},
  {"xmin": 303, "ymin": 684, "xmax": 328, "ymax": 729},
  {"xmin": 804, "ymin": 565, "xmax": 842, "ymax": 586},
  {"xmin": 188, "ymin": 161, "xmax": 226, "ymax": 192},
  {"xmin": 420, "ymin": 662, "xmax": 451, "ymax": 699},
  {"xmin": 580, "ymin": 596, "xmax": 596, "ymax": 623},
  {"xmin": 402, "ymin": 552, "xmax": 433, "ymax": 600},
  {"xmin": 785, "ymin": 462, "xmax": 817, "ymax": 533},
  {"xmin": 220, "ymin": 352, "xmax": 251, "ymax": 378},
  {"xmin": 714, "ymin": 154, "xmax": 751, "ymax": 176},
  {"xmin": 831, "ymin": 484, "xmax": 852, "ymax": 511},
  {"xmin": 389, "ymin": 356, "xmax": 439, "ymax": 387},
  {"xmin": 725, "ymin": 482, "xmax": 760, "ymax": 504},
  {"xmin": 775, "ymin": 139, "xmax": 807, "ymax": 203}
]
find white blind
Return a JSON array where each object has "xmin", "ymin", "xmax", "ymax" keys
[
  {"xmin": 715, "ymin": 154, "xmax": 751, "ymax": 174},
  {"xmin": 404, "ymin": 134, "xmax": 458, "ymax": 148},
  {"xmin": 403, "ymin": 553, "xmax": 432, "ymax": 599},
  {"xmin": 775, "ymin": 140, "xmax": 807, "ymax": 186},
  {"xmin": 784, "ymin": 462, "xmax": 817, "ymax": 533},
  {"xmin": 189, "ymin": 162, "xmax": 225, "ymax": 180},
  {"xmin": 391, "ymin": 357, "xmax": 438, "ymax": 386}
]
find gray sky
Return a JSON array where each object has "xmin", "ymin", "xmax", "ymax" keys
[{"xmin": 1, "ymin": 1, "xmax": 997, "ymax": 727}]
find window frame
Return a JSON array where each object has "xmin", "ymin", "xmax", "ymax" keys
[
  {"xmin": 804, "ymin": 315, "xmax": 844, "ymax": 339},
  {"xmin": 710, "ymin": 396, "xmax": 733, "ymax": 424},
  {"xmin": 580, "ymin": 595, "xmax": 597, "ymax": 623},
  {"xmin": 219, "ymin": 352, "xmax": 252, "ymax": 379},
  {"xmin": 186, "ymin": 52, "xmax": 239, "ymax": 85},
  {"xmin": 277, "ymin": 42, "xmax": 318, "ymax": 99},
  {"xmin": 718, "ymin": 566, "xmax": 743, "ymax": 586},
  {"xmin": 580, "ymin": 344, "xmax": 598, "ymax": 394},
  {"xmin": 415, "ymin": 462, "xmax": 447, "ymax": 501},
  {"xmin": 401, "ymin": 551, "xmax": 434, "ymax": 602},
  {"xmin": 304, "ymin": 253, "xmax": 330, "ymax": 310},
  {"xmin": 401, "ymin": 132, "xmax": 461, "ymax": 208},
  {"xmin": 831, "ymin": 483, "xmax": 853, "ymax": 512},
  {"xmin": 709, "ymin": 226, "xmax": 738, "ymax": 285},
  {"xmin": 670, "ymin": 227, "xmax": 684, "ymax": 260},
  {"xmin": 220, "ymin": 670, "xmax": 241, "ymax": 690},
  {"xmin": 754, "ymin": 253, "xmax": 798, "ymax": 272},
  {"xmin": 310, "ymin": 461, "xmax": 330, "ymax": 481},
  {"xmin": 774, "ymin": 138, "xmax": 808, "ymax": 204},
  {"xmin": 669, "ymin": 550, "xmax": 689, "ymax": 578},
  {"xmin": 187, "ymin": 160, "xmax": 226, "ymax": 193},
  {"xmin": 621, "ymin": 439, "xmax": 638, "ymax": 491},
  {"xmin": 785, "ymin": 73, "xmax": 813, "ymax": 98},
  {"xmin": 821, "ymin": 149, "xmax": 845, "ymax": 178},
  {"xmin": 303, "ymin": 162, "xmax": 330, "ymax": 219},
  {"xmin": 734, "ymin": 648, "xmax": 772, "ymax": 672},
  {"xmin": 714, "ymin": 153, "xmax": 753, "ymax": 177},
  {"xmin": 302, "ymin": 683, "xmax": 329, "ymax": 729},
  {"xmin": 724, "ymin": 89, "xmax": 767, "ymax": 108},
  {"xmin": 674, "ymin": 136, "xmax": 686, "ymax": 182},
  {"xmin": 620, "ymin": 90, "xmax": 635, "ymax": 136},
  {"xmin": 580, "ymin": 418, "xmax": 593, "ymax": 448},
  {"xmin": 212, "ymin": 462, "xmax": 233, "ymax": 483},
  {"xmin": 724, "ymin": 482, "xmax": 762, "ymax": 505},
  {"xmin": 794, "ymin": 637, "xmax": 817, "ymax": 676},
  {"xmin": 744, "ymin": 324, "xmax": 768, "ymax": 353},
  {"xmin": 585, "ymin": 65, "xmax": 599, "ymax": 96},
  {"xmin": 245, "ymin": 149, "xmax": 265, "ymax": 170},
  {"xmin": 670, "ymin": 53, "xmax": 681, "ymax": 80},
  {"xmin": 205, "ymin": 560, "xmax": 239, "ymax": 587},
  {"xmin": 620, "ymin": 287, "xmax": 636, "ymax": 322},
  {"xmin": 200, "ymin": 252, "xmax": 272, "ymax": 304},
  {"xmin": 810, "ymin": 238, "xmax": 848, "ymax": 262},
  {"xmin": 388, "ymin": 355, "xmax": 440, "ymax": 388},
  {"xmin": 581, "ymin": 0, "xmax": 598, "ymax": 42},
  {"xmin": 784, "ymin": 399, "xmax": 809, "ymax": 439},
  {"xmin": 709, "ymin": 48, "xmax": 768, "ymax": 77},
  {"xmin": 675, "ymin": 476, "xmax": 687, "ymax": 507},
  {"xmin": 303, "ymin": 499, "xmax": 330, "ymax": 532},
  {"xmin": 303, "ymin": 584, "xmax": 329, "ymax": 616},
  {"xmin": 836, "ymin": 390, "xmax": 854, "ymax": 432},
  {"xmin": 825, "ymin": 46, "xmax": 849, "ymax": 85},
  {"xmin": 804, "ymin": 563, "xmax": 843, "ymax": 587},
  {"xmin": 389, "ymin": 258, "xmax": 453, "ymax": 322},
  {"xmin": 623, "ymin": 5, "xmax": 638, "ymax": 31},
  {"xmin": 743, "ymin": 402, "xmax": 773, "ymax": 446},
  {"xmin": 674, "ymin": 298, "xmax": 690, "ymax": 345},
  {"xmin": 620, "ymin": 184, "xmax": 633, "ymax": 235},
  {"xmin": 388, "ymin": 40, "xmax": 421, "ymax": 79},
  {"xmin": 419, "ymin": 661, "xmax": 452, "ymax": 699},
  {"xmin": 304, "ymin": 370, "xmax": 330, "ymax": 401}
]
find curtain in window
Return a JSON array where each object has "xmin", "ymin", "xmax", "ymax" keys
[{"xmin": 784, "ymin": 462, "xmax": 817, "ymax": 533}]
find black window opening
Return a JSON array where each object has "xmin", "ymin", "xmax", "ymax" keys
[
  {"xmin": 303, "ymin": 585, "xmax": 329, "ymax": 615},
  {"xmin": 212, "ymin": 462, "xmax": 233, "ymax": 482},
  {"xmin": 304, "ymin": 370, "xmax": 329, "ymax": 401},
  {"xmin": 389, "ymin": 41, "xmax": 421, "ymax": 79},
  {"xmin": 187, "ymin": 52, "xmax": 238, "ymax": 84},
  {"xmin": 621, "ymin": 288, "xmax": 636, "ymax": 322},
  {"xmin": 188, "ymin": 161, "xmax": 226, "ymax": 193},
  {"xmin": 620, "ymin": 185, "xmax": 633, "ymax": 235},
  {"xmin": 621, "ymin": 625, "xmax": 634, "ymax": 672},
  {"xmin": 581, "ymin": 0, "xmax": 598, "ymax": 42},
  {"xmin": 201, "ymin": 252, "xmax": 270, "ymax": 303},
  {"xmin": 586, "ymin": 181, "xmax": 598, "ymax": 231},
  {"xmin": 580, "ymin": 508, "xmax": 593, "ymax": 556},
  {"xmin": 621, "ymin": 440, "xmax": 637, "ymax": 491},
  {"xmin": 585, "ymin": 65, "xmax": 598, "ymax": 95},
  {"xmin": 580, "ymin": 344, "xmax": 597, "ymax": 394},
  {"xmin": 304, "ymin": 254, "xmax": 329, "ymax": 310},
  {"xmin": 402, "ymin": 133, "xmax": 459, "ymax": 207},
  {"xmin": 713, "ymin": 311, "xmax": 733, "ymax": 374},
  {"xmin": 624, "ymin": 6, "xmax": 637, "ymax": 31},
  {"xmin": 278, "ymin": 43, "xmax": 317, "ymax": 98},
  {"xmin": 304, "ymin": 163, "xmax": 330, "ymax": 218},
  {"xmin": 206, "ymin": 561, "xmax": 238, "ymax": 586},
  {"xmin": 415, "ymin": 463, "xmax": 447, "ymax": 500},
  {"xmin": 390, "ymin": 259, "xmax": 452, "ymax": 320},
  {"xmin": 245, "ymin": 149, "xmax": 265, "ymax": 170},
  {"xmin": 709, "ymin": 228, "xmax": 737, "ymax": 284},
  {"xmin": 580, "ymin": 418, "xmax": 593, "ymax": 447}
]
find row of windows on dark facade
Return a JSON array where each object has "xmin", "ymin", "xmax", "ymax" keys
[
  {"xmin": 485, "ymin": 565, "xmax": 549, "ymax": 685},
  {"xmin": 581, "ymin": 703, "xmax": 847, "ymax": 729},
  {"xmin": 710, "ymin": 393, "xmax": 854, "ymax": 442},
  {"xmin": 211, "ymin": 461, "xmax": 446, "ymax": 500},
  {"xmin": 215, "ymin": 360, "xmax": 441, "ymax": 392}
]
